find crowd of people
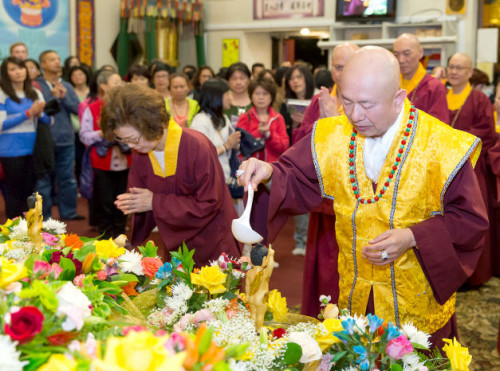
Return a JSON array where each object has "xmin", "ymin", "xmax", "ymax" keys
[{"xmin": 1, "ymin": 36, "xmax": 500, "ymax": 349}]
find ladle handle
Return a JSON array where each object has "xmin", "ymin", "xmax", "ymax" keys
[{"xmin": 241, "ymin": 186, "xmax": 255, "ymax": 221}]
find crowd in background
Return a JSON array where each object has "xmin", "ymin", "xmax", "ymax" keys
[{"xmin": 2, "ymin": 40, "xmax": 500, "ymax": 256}]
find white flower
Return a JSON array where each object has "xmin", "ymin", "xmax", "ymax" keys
[
  {"xmin": 402, "ymin": 353, "xmax": 426, "ymax": 371},
  {"xmin": 203, "ymin": 297, "xmax": 229, "ymax": 314},
  {"xmin": 165, "ymin": 295, "xmax": 188, "ymax": 313},
  {"xmin": 171, "ymin": 282, "xmax": 193, "ymax": 301},
  {"xmin": 118, "ymin": 250, "xmax": 144, "ymax": 275},
  {"xmin": 56, "ymin": 282, "xmax": 92, "ymax": 331},
  {"xmin": 42, "ymin": 218, "xmax": 67, "ymax": 235},
  {"xmin": 402, "ymin": 322, "xmax": 431, "ymax": 349},
  {"xmin": 9, "ymin": 220, "xmax": 29, "ymax": 241},
  {"xmin": 319, "ymin": 295, "xmax": 331, "ymax": 303},
  {"xmin": 287, "ymin": 331, "xmax": 322, "ymax": 364},
  {"xmin": 0, "ymin": 335, "xmax": 27, "ymax": 371}
]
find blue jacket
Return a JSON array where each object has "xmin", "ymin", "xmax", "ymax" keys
[
  {"xmin": 0, "ymin": 89, "xmax": 51, "ymax": 158},
  {"xmin": 35, "ymin": 76, "xmax": 79, "ymax": 146}
]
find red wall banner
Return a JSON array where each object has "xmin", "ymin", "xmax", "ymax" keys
[{"xmin": 76, "ymin": 0, "xmax": 95, "ymax": 66}]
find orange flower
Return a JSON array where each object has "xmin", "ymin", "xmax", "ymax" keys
[
  {"xmin": 64, "ymin": 233, "xmax": 84, "ymax": 250},
  {"xmin": 122, "ymin": 281, "xmax": 139, "ymax": 296},
  {"xmin": 141, "ymin": 257, "xmax": 162, "ymax": 279}
]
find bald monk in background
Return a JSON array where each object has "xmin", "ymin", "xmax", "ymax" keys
[
  {"xmin": 447, "ymin": 52, "xmax": 499, "ymax": 286},
  {"xmin": 393, "ymin": 33, "xmax": 449, "ymax": 124},
  {"xmin": 290, "ymin": 42, "xmax": 358, "ymax": 317},
  {"xmin": 243, "ymin": 46, "xmax": 487, "ymax": 348}
]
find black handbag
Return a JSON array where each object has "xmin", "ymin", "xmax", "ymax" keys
[{"xmin": 227, "ymin": 149, "xmax": 244, "ymax": 199}]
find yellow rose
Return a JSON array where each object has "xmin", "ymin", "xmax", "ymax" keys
[
  {"xmin": 1, "ymin": 219, "xmax": 13, "ymax": 236},
  {"xmin": 95, "ymin": 239, "xmax": 126, "ymax": 258},
  {"xmin": 0, "ymin": 257, "xmax": 27, "ymax": 289},
  {"xmin": 443, "ymin": 337, "xmax": 472, "ymax": 371},
  {"xmin": 267, "ymin": 289, "xmax": 288, "ymax": 323},
  {"xmin": 93, "ymin": 331, "xmax": 186, "ymax": 371},
  {"xmin": 190, "ymin": 266, "xmax": 227, "ymax": 295},
  {"xmin": 316, "ymin": 318, "xmax": 343, "ymax": 350},
  {"xmin": 38, "ymin": 354, "xmax": 77, "ymax": 371}
]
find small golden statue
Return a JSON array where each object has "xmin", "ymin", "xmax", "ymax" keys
[
  {"xmin": 245, "ymin": 244, "xmax": 275, "ymax": 332},
  {"xmin": 26, "ymin": 192, "xmax": 44, "ymax": 252}
]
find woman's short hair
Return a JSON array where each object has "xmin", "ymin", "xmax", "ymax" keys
[
  {"xmin": 192, "ymin": 66, "xmax": 215, "ymax": 89},
  {"xmin": 225, "ymin": 62, "xmax": 251, "ymax": 81},
  {"xmin": 248, "ymin": 77, "xmax": 277, "ymax": 105},
  {"xmin": 68, "ymin": 65, "xmax": 91, "ymax": 87},
  {"xmin": 126, "ymin": 64, "xmax": 150, "ymax": 81},
  {"xmin": 169, "ymin": 72, "xmax": 190, "ymax": 87},
  {"xmin": 102, "ymin": 84, "xmax": 169, "ymax": 141},
  {"xmin": 284, "ymin": 64, "xmax": 315, "ymax": 99},
  {"xmin": 199, "ymin": 78, "xmax": 230, "ymax": 130}
]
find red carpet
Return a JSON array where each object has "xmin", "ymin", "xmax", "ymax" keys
[{"xmin": 0, "ymin": 196, "xmax": 305, "ymax": 307}]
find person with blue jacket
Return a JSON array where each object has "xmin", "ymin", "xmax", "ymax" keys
[{"xmin": 0, "ymin": 57, "xmax": 51, "ymax": 218}]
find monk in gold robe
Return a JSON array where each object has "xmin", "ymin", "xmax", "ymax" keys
[
  {"xmin": 241, "ymin": 47, "xmax": 488, "ymax": 349},
  {"xmin": 393, "ymin": 33, "xmax": 449, "ymax": 124}
]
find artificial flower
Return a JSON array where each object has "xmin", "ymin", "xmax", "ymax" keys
[
  {"xmin": 4, "ymin": 306, "xmax": 44, "ymax": 344},
  {"xmin": 64, "ymin": 233, "xmax": 84, "ymax": 250},
  {"xmin": 288, "ymin": 331, "xmax": 322, "ymax": 364},
  {"xmin": 385, "ymin": 334, "xmax": 414, "ymax": 360},
  {"xmin": 190, "ymin": 265, "xmax": 227, "ymax": 294},
  {"xmin": 0, "ymin": 334, "xmax": 27, "ymax": 371},
  {"xmin": 38, "ymin": 354, "xmax": 76, "ymax": 371},
  {"xmin": 0, "ymin": 257, "xmax": 27, "ymax": 289},
  {"xmin": 141, "ymin": 257, "xmax": 163, "ymax": 279},
  {"xmin": 316, "ymin": 318, "xmax": 343, "ymax": 350},
  {"xmin": 267, "ymin": 289, "xmax": 288, "ymax": 323},
  {"xmin": 443, "ymin": 337, "xmax": 472, "ymax": 371},
  {"xmin": 93, "ymin": 330, "xmax": 186, "ymax": 371},
  {"xmin": 95, "ymin": 239, "xmax": 126, "ymax": 258},
  {"xmin": 56, "ymin": 282, "xmax": 92, "ymax": 331},
  {"xmin": 119, "ymin": 250, "xmax": 144, "ymax": 276}
]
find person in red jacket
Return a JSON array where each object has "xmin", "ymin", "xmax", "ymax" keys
[{"xmin": 236, "ymin": 78, "xmax": 289, "ymax": 163}]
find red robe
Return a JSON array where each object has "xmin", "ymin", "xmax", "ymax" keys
[
  {"xmin": 251, "ymin": 133, "xmax": 488, "ymax": 349},
  {"xmin": 407, "ymin": 74, "xmax": 449, "ymax": 124},
  {"xmin": 128, "ymin": 128, "xmax": 241, "ymax": 266},
  {"xmin": 449, "ymin": 90, "xmax": 498, "ymax": 285},
  {"xmin": 487, "ymin": 134, "xmax": 500, "ymax": 277}
]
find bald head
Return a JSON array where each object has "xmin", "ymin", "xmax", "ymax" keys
[
  {"xmin": 339, "ymin": 46, "xmax": 406, "ymax": 137},
  {"xmin": 330, "ymin": 42, "xmax": 359, "ymax": 84},
  {"xmin": 393, "ymin": 33, "xmax": 423, "ymax": 80},
  {"xmin": 447, "ymin": 53, "xmax": 473, "ymax": 91}
]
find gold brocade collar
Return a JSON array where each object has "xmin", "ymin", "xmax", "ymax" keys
[
  {"xmin": 447, "ymin": 83, "xmax": 472, "ymax": 111},
  {"xmin": 401, "ymin": 63, "xmax": 426, "ymax": 94},
  {"xmin": 331, "ymin": 85, "xmax": 344, "ymax": 115},
  {"xmin": 148, "ymin": 119, "xmax": 182, "ymax": 178}
]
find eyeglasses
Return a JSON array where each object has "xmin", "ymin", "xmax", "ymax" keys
[
  {"xmin": 447, "ymin": 65, "xmax": 471, "ymax": 72},
  {"xmin": 114, "ymin": 133, "xmax": 142, "ymax": 144}
]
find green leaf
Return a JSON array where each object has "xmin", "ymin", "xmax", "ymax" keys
[
  {"xmin": 58, "ymin": 257, "xmax": 76, "ymax": 281},
  {"xmin": 224, "ymin": 343, "xmax": 249, "ymax": 358},
  {"xmin": 332, "ymin": 350, "xmax": 347, "ymax": 362},
  {"xmin": 283, "ymin": 342, "xmax": 302, "ymax": 365},
  {"xmin": 42, "ymin": 249, "xmax": 56, "ymax": 262},
  {"xmin": 390, "ymin": 364, "xmax": 403, "ymax": 371},
  {"xmin": 138, "ymin": 240, "xmax": 158, "ymax": 257},
  {"xmin": 24, "ymin": 254, "xmax": 42, "ymax": 272},
  {"xmin": 197, "ymin": 327, "xmax": 213, "ymax": 354},
  {"xmin": 212, "ymin": 361, "xmax": 231, "ymax": 371},
  {"xmin": 72, "ymin": 244, "xmax": 96, "ymax": 261},
  {"xmin": 0, "ymin": 234, "xmax": 9, "ymax": 243},
  {"xmin": 111, "ymin": 273, "xmax": 139, "ymax": 282}
]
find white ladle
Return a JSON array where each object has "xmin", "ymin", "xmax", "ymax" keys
[{"xmin": 231, "ymin": 186, "xmax": 263, "ymax": 244}]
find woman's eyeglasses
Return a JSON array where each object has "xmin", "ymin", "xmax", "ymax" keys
[{"xmin": 114, "ymin": 134, "xmax": 142, "ymax": 144}]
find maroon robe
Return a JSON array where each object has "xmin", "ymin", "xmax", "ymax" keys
[
  {"xmin": 449, "ymin": 90, "xmax": 498, "ymax": 285},
  {"xmin": 290, "ymin": 91, "xmax": 340, "ymax": 317},
  {"xmin": 251, "ymin": 133, "xmax": 488, "ymax": 348},
  {"xmin": 128, "ymin": 128, "xmax": 241, "ymax": 266},
  {"xmin": 407, "ymin": 74, "xmax": 449, "ymax": 124},
  {"xmin": 487, "ymin": 133, "xmax": 500, "ymax": 276}
]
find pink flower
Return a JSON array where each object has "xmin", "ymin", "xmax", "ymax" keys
[
  {"xmin": 123, "ymin": 325, "xmax": 147, "ymax": 335},
  {"xmin": 194, "ymin": 309, "xmax": 215, "ymax": 323},
  {"xmin": 386, "ymin": 334, "xmax": 414, "ymax": 360},
  {"xmin": 96, "ymin": 270, "xmax": 107, "ymax": 280},
  {"xmin": 42, "ymin": 233, "xmax": 59, "ymax": 246},
  {"xmin": 73, "ymin": 274, "xmax": 85, "ymax": 287},
  {"xmin": 33, "ymin": 261, "xmax": 52, "ymax": 278},
  {"xmin": 50, "ymin": 263, "xmax": 63, "ymax": 279},
  {"xmin": 165, "ymin": 333, "xmax": 187, "ymax": 355}
]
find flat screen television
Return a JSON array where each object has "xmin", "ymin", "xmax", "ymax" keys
[{"xmin": 336, "ymin": 0, "xmax": 397, "ymax": 22}]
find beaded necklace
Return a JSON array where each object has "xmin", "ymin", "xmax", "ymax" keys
[{"xmin": 349, "ymin": 105, "xmax": 416, "ymax": 204}]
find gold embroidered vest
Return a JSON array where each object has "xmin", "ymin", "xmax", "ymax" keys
[{"xmin": 312, "ymin": 99, "xmax": 481, "ymax": 333}]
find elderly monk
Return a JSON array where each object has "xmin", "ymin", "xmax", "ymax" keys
[
  {"xmin": 101, "ymin": 84, "xmax": 241, "ymax": 266},
  {"xmin": 285, "ymin": 42, "xmax": 358, "ymax": 318},
  {"xmin": 393, "ymin": 33, "xmax": 449, "ymax": 124},
  {"xmin": 447, "ymin": 52, "xmax": 498, "ymax": 286},
  {"xmin": 242, "ymin": 46, "xmax": 487, "ymax": 349}
]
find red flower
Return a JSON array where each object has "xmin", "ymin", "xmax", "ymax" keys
[
  {"xmin": 47, "ymin": 331, "xmax": 77, "ymax": 345},
  {"xmin": 4, "ymin": 306, "xmax": 44, "ymax": 344},
  {"xmin": 141, "ymin": 257, "xmax": 162, "ymax": 279},
  {"xmin": 273, "ymin": 328, "xmax": 286, "ymax": 339}
]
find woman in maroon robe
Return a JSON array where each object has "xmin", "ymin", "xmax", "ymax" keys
[{"xmin": 101, "ymin": 84, "xmax": 241, "ymax": 266}]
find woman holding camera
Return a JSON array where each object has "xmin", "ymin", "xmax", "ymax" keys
[{"xmin": 0, "ymin": 57, "xmax": 51, "ymax": 218}]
